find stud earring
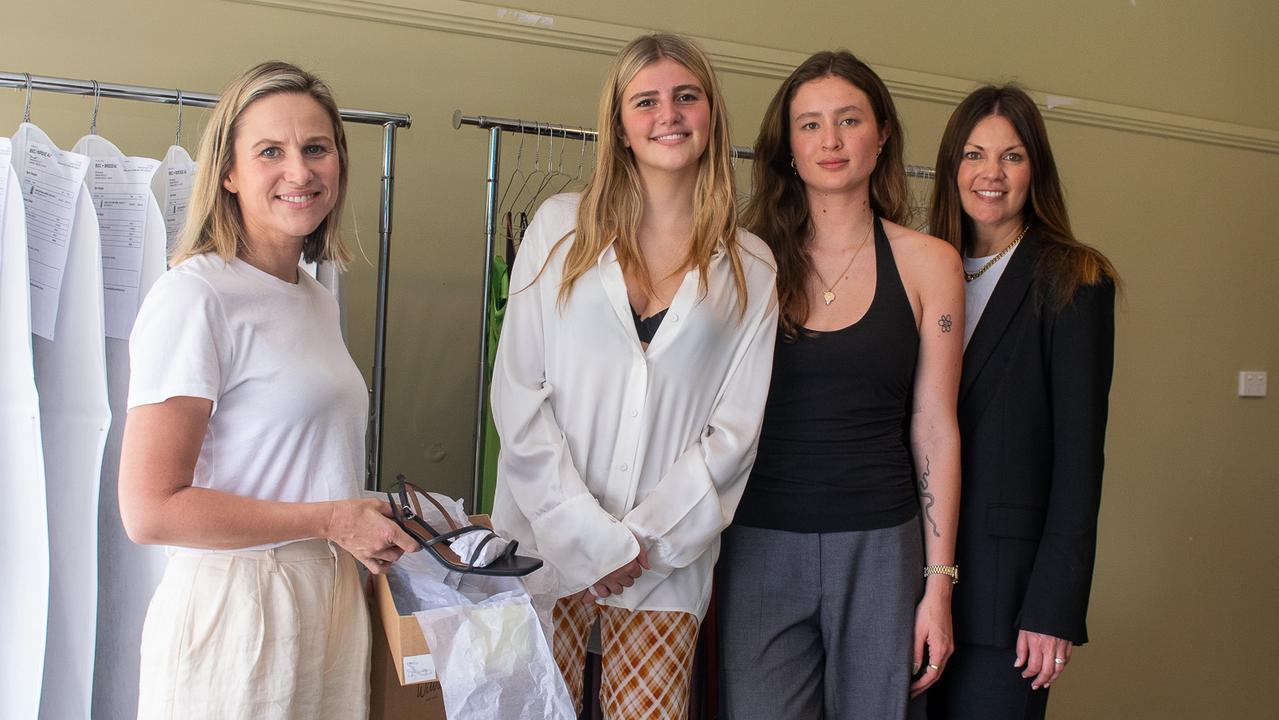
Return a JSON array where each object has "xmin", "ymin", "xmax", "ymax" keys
[{"xmin": 790, "ymin": 157, "xmax": 797, "ymax": 174}]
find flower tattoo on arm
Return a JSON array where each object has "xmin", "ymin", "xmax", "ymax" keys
[{"xmin": 938, "ymin": 314, "xmax": 953, "ymax": 333}]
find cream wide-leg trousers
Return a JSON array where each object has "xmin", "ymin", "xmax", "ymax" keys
[{"xmin": 137, "ymin": 539, "xmax": 370, "ymax": 720}]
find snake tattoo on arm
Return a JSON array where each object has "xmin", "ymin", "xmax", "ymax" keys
[{"xmin": 920, "ymin": 455, "xmax": 940, "ymax": 538}]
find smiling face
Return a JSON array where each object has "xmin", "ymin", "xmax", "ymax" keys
[
  {"xmin": 617, "ymin": 57, "xmax": 711, "ymax": 182},
  {"xmin": 957, "ymin": 113, "xmax": 1032, "ymax": 245},
  {"xmin": 788, "ymin": 75, "xmax": 886, "ymax": 197},
  {"xmin": 222, "ymin": 92, "xmax": 340, "ymax": 253}
]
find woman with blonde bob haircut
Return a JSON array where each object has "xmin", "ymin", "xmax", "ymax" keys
[
  {"xmin": 121, "ymin": 61, "xmax": 416, "ymax": 720},
  {"xmin": 172, "ymin": 62, "xmax": 351, "ymax": 267},
  {"xmin": 491, "ymin": 33, "xmax": 778, "ymax": 718}
]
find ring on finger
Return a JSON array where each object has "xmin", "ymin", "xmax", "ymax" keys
[
  {"xmin": 1053, "ymin": 657, "xmax": 1066, "ymax": 665},
  {"xmin": 927, "ymin": 664, "xmax": 940, "ymax": 671}
]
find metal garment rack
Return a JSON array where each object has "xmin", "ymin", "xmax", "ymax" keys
[
  {"xmin": 452, "ymin": 109, "xmax": 935, "ymax": 508},
  {"xmin": 1, "ymin": 71, "xmax": 411, "ymax": 492}
]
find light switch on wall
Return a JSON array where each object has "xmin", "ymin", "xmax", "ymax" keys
[{"xmin": 1238, "ymin": 371, "xmax": 1267, "ymax": 398}]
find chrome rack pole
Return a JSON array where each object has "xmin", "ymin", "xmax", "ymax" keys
[
  {"xmin": 454, "ymin": 111, "xmax": 599, "ymax": 143},
  {"xmin": 471, "ymin": 126, "xmax": 502, "ymax": 511},
  {"xmin": 1, "ymin": 71, "xmax": 410, "ymax": 127},
  {"xmin": 368, "ymin": 122, "xmax": 399, "ymax": 491}
]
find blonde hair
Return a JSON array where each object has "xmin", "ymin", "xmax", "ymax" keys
[
  {"xmin": 171, "ymin": 61, "xmax": 351, "ymax": 267},
  {"xmin": 555, "ymin": 33, "xmax": 747, "ymax": 312}
]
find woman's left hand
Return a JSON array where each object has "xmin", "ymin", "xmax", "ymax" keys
[
  {"xmin": 1016, "ymin": 629, "xmax": 1073, "ymax": 690},
  {"xmin": 909, "ymin": 587, "xmax": 954, "ymax": 697}
]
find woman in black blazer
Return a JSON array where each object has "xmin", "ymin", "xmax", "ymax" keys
[{"xmin": 923, "ymin": 85, "xmax": 1118, "ymax": 720}]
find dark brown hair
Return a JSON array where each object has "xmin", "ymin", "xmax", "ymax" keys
[
  {"xmin": 928, "ymin": 84, "xmax": 1118, "ymax": 308},
  {"xmin": 742, "ymin": 50, "xmax": 910, "ymax": 339}
]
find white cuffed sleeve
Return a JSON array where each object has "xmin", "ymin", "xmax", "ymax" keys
[
  {"xmin": 490, "ymin": 199, "xmax": 639, "ymax": 591},
  {"xmin": 622, "ymin": 269, "xmax": 779, "ymax": 573}
]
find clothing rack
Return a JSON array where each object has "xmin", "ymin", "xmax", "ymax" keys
[
  {"xmin": 1, "ymin": 71, "xmax": 411, "ymax": 491},
  {"xmin": 452, "ymin": 110, "xmax": 935, "ymax": 509}
]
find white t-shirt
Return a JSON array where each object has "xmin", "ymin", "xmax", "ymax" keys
[
  {"xmin": 962, "ymin": 243, "xmax": 1020, "ymax": 349},
  {"xmin": 491, "ymin": 193, "xmax": 779, "ymax": 618},
  {"xmin": 128, "ymin": 254, "xmax": 368, "ymax": 548}
]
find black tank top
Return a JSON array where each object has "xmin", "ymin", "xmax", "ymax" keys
[{"xmin": 734, "ymin": 217, "xmax": 920, "ymax": 532}]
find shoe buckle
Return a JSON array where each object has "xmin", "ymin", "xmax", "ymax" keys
[{"xmin": 400, "ymin": 503, "xmax": 417, "ymax": 521}]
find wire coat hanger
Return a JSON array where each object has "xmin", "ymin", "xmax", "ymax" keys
[
  {"xmin": 552, "ymin": 127, "xmax": 586, "ymax": 195},
  {"xmin": 22, "ymin": 72, "xmax": 32, "ymax": 123},
  {"xmin": 508, "ymin": 124, "xmax": 544, "ymax": 215},
  {"xmin": 524, "ymin": 126, "xmax": 568, "ymax": 213},
  {"xmin": 89, "ymin": 80, "xmax": 101, "ymax": 135},
  {"xmin": 174, "ymin": 90, "xmax": 184, "ymax": 147},
  {"xmin": 497, "ymin": 120, "xmax": 526, "ymax": 213}
]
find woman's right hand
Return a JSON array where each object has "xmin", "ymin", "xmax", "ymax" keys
[
  {"xmin": 577, "ymin": 542, "xmax": 651, "ymax": 601},
  {"xmin": 323, "ymin": 498, "xmax": 419, "ymax": 575}
]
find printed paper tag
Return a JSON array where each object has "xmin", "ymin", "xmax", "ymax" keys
[{"xmin": 403, "ymin": 653, "xmax": 436, "ymax": 683}]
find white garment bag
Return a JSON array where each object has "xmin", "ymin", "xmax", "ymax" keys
[
  {"xmin": 77, "ymin": 134, "xmax": 168, "ymax": 720},
  {"xmin": 150, "ymin": 144, "xmax": 194, "ymax": 262},
  {"xmin": 0, "ymin": 139, "xmax": 49, "ymax": 720},
  {"xmin": 13, "ymin": 123, "xmax": 111, "ymax": 720}
]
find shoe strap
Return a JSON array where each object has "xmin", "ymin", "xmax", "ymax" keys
[{"xmin": 392, "ymin": 475, "xmax": 461, "ymax": 532}]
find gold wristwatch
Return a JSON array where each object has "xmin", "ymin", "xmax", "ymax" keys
[{"xmin": 923, "ymin": 564, "xmax": 959, "ymax": 585}]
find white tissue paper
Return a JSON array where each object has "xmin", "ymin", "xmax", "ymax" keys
[
  {"xmin": 370, "ymin": 490, "xmax": 574, "ymax": 719},
  {"xmin": 451, "ymin": 526, "xmax": 512, "ymax": 568},
  {"xmin": 417, "ymin": 590, "xmax": 574, "ymax": 720}
]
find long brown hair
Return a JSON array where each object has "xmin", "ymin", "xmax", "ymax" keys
[
  {"xmin": 742, "ymin": 50, "xmax": 910, "ymax": 339},
  {"xmin": 553, "ymin": 33, "xmax": 746, "ymax": 312},
  {"xmin": 172, "ymin": 61, "xmax": 351, "ymax": 268},
  {"xmin": 928, "ymin": 84, "xmax": 1118, "ymax": 308}
]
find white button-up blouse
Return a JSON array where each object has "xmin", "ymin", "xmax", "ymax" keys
[{"xmin": 491, "ymin": 193, "xmax": 778, "ymax": 618}]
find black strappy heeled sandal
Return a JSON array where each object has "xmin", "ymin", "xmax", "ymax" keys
[{"xmin": 386, "ymin": 476, "xmax": 542, "ymax": 577}]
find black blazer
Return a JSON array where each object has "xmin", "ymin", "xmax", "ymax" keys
[{"xmin": 953, "ymin": 229, "xmax": 1115, "ymax": 648}]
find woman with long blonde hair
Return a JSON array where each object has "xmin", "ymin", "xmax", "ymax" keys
[{"xmin": 491, "ymin": 33, "xmax": 778, "ymax": 717}]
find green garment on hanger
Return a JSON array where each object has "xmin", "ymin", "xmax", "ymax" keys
[{"xmin": 478, "ymin": 253, "xmax": 509, "ymax": 514}]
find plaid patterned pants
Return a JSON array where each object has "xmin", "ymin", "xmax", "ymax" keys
[{"xmin": 552, "ymin": 597, "xmax": 699, "ymax": 719}]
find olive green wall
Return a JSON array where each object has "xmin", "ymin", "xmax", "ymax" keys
[{"xmin": 5, "ymin": 1, "xmax": 1276, "ymax": 717}]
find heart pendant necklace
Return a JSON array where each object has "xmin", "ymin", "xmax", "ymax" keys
[{"xmin": 813, "ymin": 216, "xmax": 874, "ymax": 306}]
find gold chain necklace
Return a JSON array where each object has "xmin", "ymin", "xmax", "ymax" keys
[
  {"xmin": 813, "ymin": 217, "xmax": 875, "ymax": 306},
  {"xmin": 964, "ymin": 225, "xmax": 1028, "ymax": 282}
]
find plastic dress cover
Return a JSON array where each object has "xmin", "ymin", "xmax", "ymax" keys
[
  {"xmin": 0, "ymin": 138, "xmax": 49, "ymax": 720},
  {"xmin": 149, "ymin": 144, "xmax": 194, "ymax": 261},
  {"xmin": 14, "ymin": 123, "xmax": 111, "ymax": 720},
  {"xmin": 77, "ymin": 134, "xmax": 169, "ymax": 720}
]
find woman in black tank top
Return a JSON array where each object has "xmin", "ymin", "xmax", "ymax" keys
[{"xmin": 719, "ymin": 51, "xmax": 965, "ymax": 720}]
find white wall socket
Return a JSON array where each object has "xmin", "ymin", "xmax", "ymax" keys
[{"xmin": 1238, "ymin": 371, "xmax": 1267, "ymax": 398}]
